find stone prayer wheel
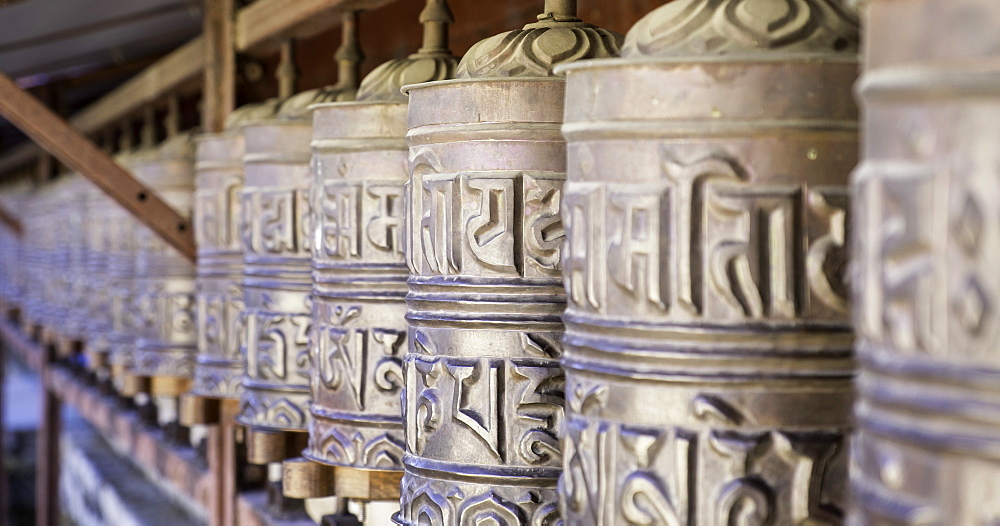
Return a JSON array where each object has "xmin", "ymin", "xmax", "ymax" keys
[
  {"xmin": 0, "ymin": 178, "xmax": 29, "ymax": 317},
  {"xmin": 556, "ymin": 1, "xmax": 858, "ymax": 523},
  {"xmin": 190, "ymin": 129, "xmax": 247, "ymax": 405},
  {"xmin": 18, "ymin": 187, "xmax": 45, "ymax": 337},
  {"xmin": 302, "ymin": 0, "xmax": 457, "ymax": 503},
  {"xmin": 130, "ymin": 134, "xmax": 198, "ymax": 397},
  {"xmin": 852, "ymin": 0, "xmax": 1000, "ymax": 522},
  {"xmin": 185, "ymin": 101, "xmax": 283, "ymax": 425},
  {"xmin": 39, "ymin": 175, "xmax": 79, "ymax": 350},
  {"xmin": 107, "ymin": 176, "xmax": 141, "ymax": 393},
  {"xmin": 83, "ymin": 182, "xmax": 114, "ymax": 374},
  {"xmin": 237, "ymin": 13, "xmax": 361, "ymax": 463},
  {"xmin": 61, "ymin": 174, "xmax": 89, "ymax": 354},
  {"xmin": 397, "ymin": 2, "xmax": 621, "ymax": 523}
]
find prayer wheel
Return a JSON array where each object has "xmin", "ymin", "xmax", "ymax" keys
[
  {"xmin": 852, "ymin": 0, "xmax": 1000, "ymax": 522},
  {"xmin": 236, "ymin": 13, "xmax": 362, "ymax": 462},
  {"xmin": 18, "ymin": 187, "xmax": 45, "ymax": 338},
  {"xmin": 39, "ymin": 176, "xmax": 77, "ymax": 348},
  {"xmin": 0, "ymin": 178, "xmax": 28, "ymax": 318},
  {"xmin": 303, "ymin": 0, "xmax": 457, "ymax": 503},
  {"xmin": 556, "ymin": 1, "xmax": 858, "ymax": 523},
  {"xmin": 82, "ymin": 183, "xmax": 113, "ymax": 374},
  {"xmin": 108, "ymin": 146, "xmax": 149, "ymax": 394},
  {"xmin": 186, "ymin": 101, "xmax": 283, "ymax": 424},
  {"xmin": 190, "ymin": 120, "xmax": 247, "ymax": 406},
  {"xmin": 61, "ymin": 174, "xmax": 88, "ymax": 355},
  {"xmin": 130, "ymin": 134, "xmax": 197, "ymax": 397},
  {"xmin": 397, "ymin": 2, "xmax": 621, "ymax": 522}
]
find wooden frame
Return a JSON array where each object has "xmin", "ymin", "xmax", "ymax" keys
[{"xmin": 0, "ymin": 71, "xmax": 196, "ymax": 261}]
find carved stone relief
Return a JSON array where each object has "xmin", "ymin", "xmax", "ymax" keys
[
  {"xmin": 852, "ymin": 0, "xmax": 1000, "ymax": 523},
  {"xmin": 556, "ymin": 0, "xmax": 858, "ymax": 523},
  {"xmin": 236, "ymin": 116, "xmax": 320, "ymax": 432},
  {"xmin": 192, "ymin": 129, "xmax": 252, "ymax": 400},
  {"xmin": 397, "ymin": 2, "xmax": 622, "ymax": 518},
  {"xmin": 130, "ymin": 135, "xmax": 198, "ymax": 382}
]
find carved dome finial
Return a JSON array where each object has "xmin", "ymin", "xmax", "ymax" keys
[
  {"xmin": 356, "ymin": 0, "xmax": 457, "ymax": 102},
  {"xmin": 455, "ymin": 0, "xmax": 623, "ymax": 79},
  {"xmin": 622, "ymin": 0, "xmax": 859, "ymax": 58},
  {"xmin": 278, "ymin": 11, "xmax": 362, "ymax": 119}
]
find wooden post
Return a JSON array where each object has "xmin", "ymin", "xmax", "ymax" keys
[
  {"xmin": 206, "ymin": 399, "xmax": 240, "ymax": 526},
  {"xmin": 203, "ymin": 0, "xmax": 236, "ymax": 133},
  {"xmin": 36, "ymin": 344, "xmax": 59, "ymax": 526},
  {"xmin": 0, "ymin": 71, "xmax": 196, "ymax": 262},
  {"xmin": 0, "ymin": 324, "xmax": 7, "ymax": 526}
]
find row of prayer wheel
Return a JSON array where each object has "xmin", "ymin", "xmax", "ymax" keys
[{"xmin": 0, "ymin": 0, "xmax": 996, "ymax": 523}]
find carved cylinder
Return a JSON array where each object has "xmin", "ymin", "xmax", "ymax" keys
[
  {"xmin": 852, "ymin": 0, "xmax": 1000, "ymax": 522},
  {"xmin": 19, "ymin": 188, "xmax": 46, "ymax": 333},
  {"xmin": 556, "ymin": 1, "xmax": 858, "ymax": 523},
  {"xmin": 63, "ymin": 174, "xmax": 89, "ymax": 344},
  {"xmin": 0, "ymin": 181, "xmax": 27, "ymax": 311},
  {"xmin": 83, "ymin": 183, "xmax": 113, "ymax": 371},
  {"xmin": 43, "ymin": 176, "xmax": 79, "ymax": 338},
  {"xmin": 399, "ymin": 78, "xmax": 568, "ymax": 524},
  {"xmin": 107, "ymin": 154, "xmax": 141, "ymax": 389},
  {"xmin": 192, "ymin": 132, "xmax": 247, "ymax": 400},
  {"xmin": 130, "ymin": 136, "xmax": 197, "ymax": 394},
  {"xmin": 305, "ymin": 101, "xmax": 409, "ymax": 471},
  {"xmin": 236, "ymin": 116, "xmax": 314, "ymax": 433}
]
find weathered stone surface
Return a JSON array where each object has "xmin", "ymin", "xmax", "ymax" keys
[
  {"xmin": 192, "ymin": 130, "xmax": 248, "ymax": 400},
  {"xmin": 852, "ymin": 0, "xmax": 1000, "ymax": 523},
  {"xmin": 131, "ymin": 135, "xmax": 198, "ymax": 383},
  {"xmin": 556, "ymin": 0, "xmax": 858, "ymax": 523},
  {"xmin": 306, "ymin": 0, "xmax": 457, "ymax": 480}
]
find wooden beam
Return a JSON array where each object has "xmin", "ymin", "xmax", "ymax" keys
[
  {"xmin": 235, "ymin": 0, "xmax": 397, "ymax": 54},
  {"xmin": 0, "ymin": 71, "xmax": 196, "ymax": 261},
  {"xmin": 0, "ymin": 202, "xmax": 22, "ymax": 237},
  {"xmin": 70, "ymin": 36, "xmax": 205, "ymax": 135},
  {"xmin": 202, "ymin": 0, "xmax": 236, "ymax": 134}
]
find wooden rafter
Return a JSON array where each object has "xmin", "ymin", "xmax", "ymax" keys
[
  {"xmin": 0, "ymin": 0, "xmax": 403, "ymax": 176},
  {"xmin": 0, "ymin": 71, "xmax": 196, "ymax": 261}
]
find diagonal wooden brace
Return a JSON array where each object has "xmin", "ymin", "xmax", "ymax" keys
[{"xmin": 0, "ymin": 71, "xmax": 196, "ymax": 262}]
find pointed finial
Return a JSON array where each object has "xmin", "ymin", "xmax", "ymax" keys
[
  {"xmin": 356, "ymin": 0, "xmax": 457, "ymax": 101},
  {"xmin": 538, "ymin": 0, "xmax": 579, "ymax": 23},
  {"xmin": 277, "ymin": 39, "xmax": 298, "ymax": 99},
  {"xmin": 118, "ymin": 120, "xmax": 133, "ymax": 152},
  {"xmin": 166, "ymin": 95, "xmax": 181, "ymax": 137},
  {"xmin": 141, "ymin": 106, "xmax": 156, "ymax": 149},
  {"xmin": 418, "ymin": 0, "xmax": 454, "ymax": 54},
  {"xmin": 335, "ymin": 11, "xmax": 363, "ymax": 90}
]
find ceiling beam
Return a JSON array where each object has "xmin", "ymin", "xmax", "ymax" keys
[
  {"xmin": 0, "ymin": 0, "xmax": 403, "ymax": 175},
  {"xmin": 70, "ymin": 36, "xmax": 205, "ymax": 135},
  {"xmin": 0, "ymin": 70, "xmax": 196, "ymax": 261},
  {"xmin": 235, "ymin": 0, "xmax": 397, "ymax": 55}
]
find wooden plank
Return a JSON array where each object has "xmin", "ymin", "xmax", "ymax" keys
[
  {"xmin": 70, "ymin": 37, "xmax": 205, "ymax": 135},
  {"xmin": 235, "ymin": 0, "xmax": 397, "ymax": 54},
  {"xmin": 202, "ymin": 0, "xmax": 236, "ymax": 134},
  {"xmin": 0, "ymin": 322, "xmax": 210, "ymax": 508},
  {"xmin": 0, "ymin": 71, "xmax": 196, "ymax": 261}
]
